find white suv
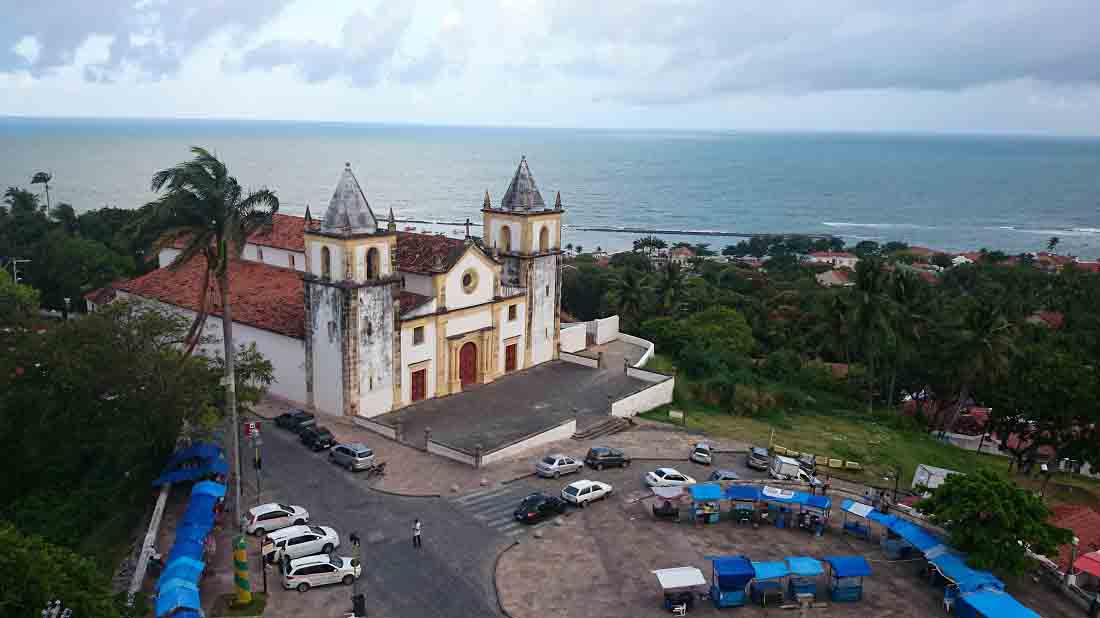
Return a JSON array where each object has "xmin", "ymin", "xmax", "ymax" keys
[
  {"xmin": 262, "ymin": 525, "xmax": 339, "ymax": 562},
  {"xmin": 281, "ymin": 553, "xmax": 361, "ymax": 593},
  {"xmin": 561, "ymin": 480, "xmax": 612, "ymax": 507},
  {"xmin": 246, "ymin": 502, "xmax": 309, "ymax": 535}
]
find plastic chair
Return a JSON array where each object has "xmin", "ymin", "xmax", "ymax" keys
[{"xmin": 672, "ymin": 603, "xmax": 687, "ymax": 616}]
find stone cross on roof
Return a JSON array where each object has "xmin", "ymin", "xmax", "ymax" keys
[
  {"xmin": 322, "ymin": 162, "xmax": 378, "ymax": 235},
  {"xmin": 500, "ymin": 156, "xmax": 547, "ymax": 211}
]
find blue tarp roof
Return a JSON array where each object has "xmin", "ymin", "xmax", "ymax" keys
[
  {"xmin": 891, "ymin": 520, "xmax": 943, "ymax": 551},
  {"xmin": 172, "ymin": 612, "xmax": 202, "ymax": 618},
  {"xmin": 824, "ymin": 556, "xmax": 873, "ymax": 578},
  {"xmin": 785, "ymin": 557, "xmax": 824, "ymax": 577},
  {"xmin": 759, "ymin": 486, "xmax": 832, "ymax": 509},
  {"xmin": 173, "ymin": 523, "xmax": 211, "ymax": 546},
  {"xmin": 751, "ymin": 561, "xmax": 789, "ymax": 580},
  {"xmin": 726, "ymin": 485, "xmax": 761, "ymax": 501},
  {"xmin": 152, "ymin": 459, "xmax": 228, "ymax": 487},
  {"xmin": 805, "ymin": 495, "xmax": 832, "ymax": 510},
  {"xmin": 155, "ymin": 583, "xmax": 201, "ymax": 617},
  {"xmin": 713, "ymin": 556, "xmax": 755, "ymax": 588},
  {"xmin": 158, "ymin": 577, "xmax": 199, "ymax": 596},
  {"xmin": 164, "ymin": 442, "xmax": 222, "ymax": 470},
  {"xmin": 930, "ymin": 554, "xmax": 1004, "ymax": 593},
  {"xmin": 691, "ymin": 483, "xmax": 724, "ymax": 501},
  {"xmin": 181, "ymin": 494, "xmax": 217, "ymax": 526},
  {"xmin": 960, "ymin": 590, "xmax": 1040, "ymax": 618},
  {"xmin": 160, "ymin": 557, "xmax": 203, "ymax": 586},
  {"xmin": 167, "ymin": 538, "xmax": 205, "ymax": 564},
  {"xmin": 193, "ymin": 480, "xmax": 226, "ymax": 499}
]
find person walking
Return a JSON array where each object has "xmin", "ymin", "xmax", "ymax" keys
[{"xmin": 413, "ymin": 519, "xmax": 422, "ymax": 549}]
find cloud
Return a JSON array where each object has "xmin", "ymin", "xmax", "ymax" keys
[
  {"xmin": 241, "ymin": 3, "xmax": 469, "ymax": 88},
  {"xmin": 0, "ymin": 0, "xmax": 293, "ymax": 79},
  {"xmin": 538, "ymin": 0, "xmax": 1100, "ymax": 103}
]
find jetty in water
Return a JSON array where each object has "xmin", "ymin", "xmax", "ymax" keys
[{"xmin": 395, "ymin": 218, "xmax": 834, "ymax": 240}]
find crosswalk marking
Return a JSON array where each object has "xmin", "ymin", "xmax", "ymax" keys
[{"xmin": 449, "ymin": 483, "xmax": 561, "ymax": 537}]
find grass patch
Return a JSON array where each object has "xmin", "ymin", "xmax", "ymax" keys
[{"xmin": 211, "ymin": 592, "xmax": 268, "ymax": 617}]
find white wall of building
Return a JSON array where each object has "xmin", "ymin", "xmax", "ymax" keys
[
  {"xmin": 400, "ymin": 320, "xmax": 437, "ymax": 404},
  {"xmin": 531, "ymin": 220, "xmax": 559, "ymax": 251},
  {"xmin": 402, "ymin": 298, "xmax": 437, "ymax": 320},
  {"xmin": 560, "ymin": 323, "xmax": 586, "ymax": 353},
  {"xmin": 496, "ymin": 301, "xmax": 526, "ymax": 373},
  {"xmin": 487, "ymin": 219, "xmax": 520, "ymax": 252},
  {"xmin": 356, "ymin": 285, "xmax": 395, "ymax": 417},
  {"xmin": 445, "ymin": 307, "xmax": 492, "ymax": 337},
  {"xmin": 242, "ymin": 244, "xmax": 305, "ymax": 272},
  {"xmin": 351, "ymin": 243, "xmax": 393, "ymax": 282},
  {"xmin": 402, "ymin": 272, "xmax": 434, "ymax": 297},
  {"xmin": 445, "ymin": 251, "xmax": 495, "ymax": 311},
  {"xmin": 307, "ymin": 285, "xmax": 344, "ymax": 416},
  {"xmin": 115, "ymin": 291, "xmax": 308, "ymax": 405},
  {"xmin": 308, "ymin": 242, "xmax": 345, "ymax": 280},
  {"xmin": 529, "ymin": 254, "xmax": 557, "ymax": 365},
  {"xmin": 158, "ymin": 247, "xmax": 182, "ymax": 268}
]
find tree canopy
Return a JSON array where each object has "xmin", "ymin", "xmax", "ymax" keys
[{"xmin": 916, "ymin": 471, "xmax": 1073, "ymax": 575}]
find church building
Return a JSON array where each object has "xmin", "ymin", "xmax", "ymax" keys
[{"xmin": 86, "ymin": 158, "xmax": 565, "ymax": 419}]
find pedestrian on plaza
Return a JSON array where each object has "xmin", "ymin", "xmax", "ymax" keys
[
  {"xmin": 823, "ymin": 476, "xmax": 831, "ymax": 496},
  {"xmin": 413, "ymin": 519, "xmax": 422, "ymax": 548}
]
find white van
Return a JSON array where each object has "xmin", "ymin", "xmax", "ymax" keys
[{"xmin": 769, "ymin": 455, "xmax": 818, "ymax": 485}]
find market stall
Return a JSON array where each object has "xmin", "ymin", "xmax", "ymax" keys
[
  {"xmin": 690, "ymin": 484, "xmax": 724, "ymax": 524},
  {"xmin": 956, "ymin": 589, "xmax": 1041, "ymax": 618},
  {"xmin": 709, "ymin": 556, "xmax": 755, "ymax": 608},
  {"xmin": 724, "ymin": 485, "xmax": 760, "ymax": 525},
  {"xmin": 652, "ymin": 486, "xmax": 688, "ymax": 522},
  {"xmin": 797, "ymin": 495, "xmax": 831, "ymax": 536},
  {"xmin": 653, "ymin": 567, "xmax": 707, "ymax": 613},
  {"xmin": 785, "ymin": 556, "xmax": 824, "ymax": 601},
  {"xmin": 823, "ymin": 555, "xmax": 872, "ymax": 602},
  {"xmin": 750, "ymin": 561, "xmax": 789, "ymax": 607},
  {"xmin": 760, "ymin": 486, "xmax": 798, "ymax": 529},
  {"xmin": 839, "ymin": 499, "xmax": 875, "ymax": 539}
]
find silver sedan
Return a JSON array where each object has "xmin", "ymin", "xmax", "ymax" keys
[{"xmin": 535, "ymin": 453, "xmax": 582, "ymax": 478}]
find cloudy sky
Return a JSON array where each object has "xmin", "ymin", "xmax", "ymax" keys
[{"xmin": 3, "ymin": 0, "xmax": 1100, "ymax": 134}]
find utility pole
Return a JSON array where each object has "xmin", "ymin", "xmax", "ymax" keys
[{"xmin": 7, "ymin": 258, "xmax": 30, "ymax": 283}]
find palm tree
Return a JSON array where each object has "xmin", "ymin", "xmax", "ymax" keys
[
  {"xmin": 1047, "ymin": 236, "xmax": 1060, "ymax": 253},
  {"xmin": 654, "ymin": 261, "xmax": 685, "ymax": 315},
  {"xmin": 943, "ymin": 303, "xmax": 1015, "ymax": 433},
  {"xmin": 141, "ymin": 146, "xmax": 279, "ymax": 532},
  {"xmin": 885, "ymin": 272, "xmax": 928, "ymax": 406},
  {"xmin": 851, "ymin": 258, "xmax": 894, "ymax": 410},
  {"xmin": 31, "ymin": 171, "xmax": 52, "ymax": 212},
  {"xmin": 609, "ymin": 268, "xmax": 648, "ymax": 326}
]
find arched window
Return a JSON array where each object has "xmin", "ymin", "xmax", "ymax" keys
[
  {"xmin": 366, "ymin": 247, "xmax": 380, "ymax": 280},
  {"xmin": 499, "ymin": 225, "xmax": 511, "ymax": 252},
  {"xmin": 539, "ymin": 226, "xmax": 550, "ymax": 252},
  {"xmin": 321, "ymin": 246, "xmax": 331, "ymax": 281}
]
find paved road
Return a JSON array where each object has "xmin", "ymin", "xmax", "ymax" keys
[
  {"xmin": 248, "ymin": 424, "xmax": 508, "ymax": 617},
  {"xmin": 449, "ymin": 482, "xmax": 564, "ymax": 538}
]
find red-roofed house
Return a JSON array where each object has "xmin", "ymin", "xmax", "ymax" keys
[
  {"xmin": 1026, "ymin": 310, "xmax": 1066, "ymax": 329},
  {"xmin": 89, "ymin": 158, "xmax": 566, "ymax": 419},
  {"xmin": 807, "ymin": 251, "xmax": 859, "ymax": 269},
  {"xmin": 815, "ymin": 269, "xmax": 853, "ymax": 287},
  {"xmin": 1051, "ymin": 505, "xmax": 1100, "ymax": 580},
  {"xmin": 1073, "ymin": 261, "xmax": 1100, "ymax": 274}
]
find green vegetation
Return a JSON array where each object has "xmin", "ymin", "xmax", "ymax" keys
[
  {"xmin": 917, "ymin": 471, "xmax": 1073, "ymax": 575},
  {"xmin": 212, "ymin": 592, "xmax": 268, "ymax": 617},
  {"xmin": 566, "ymin": 233, "xmax": 1100, "ymax": 494}
]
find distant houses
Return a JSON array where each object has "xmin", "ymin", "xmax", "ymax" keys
[
  {"xmin": 807, "ymin": 251, "xmax": 860, "ymax": 269},
  {"xmin": 815, "ymin": 269, "xmax": 853, "ymax": 287}
]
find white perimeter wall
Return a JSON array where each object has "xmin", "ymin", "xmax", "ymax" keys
[
  {"xmin": 560, "ymin": 323, "xmax": 586, "ymax": 353},
  {"xmin": 480, "ymin": 419, "xmax": 576, "ymax": 465},
  {"xmin": 400, "ymin": 320, "xmax": 437, "ymax": 404},
  {"xmin": 611, "ymin": 378, "xmax": 675, "ymax": 418},
  {"xmin": 618, "ymin": 332, "xmax": 655, "ymax": 367},
  {"xmin": 497, "ymin": 300, "xmax": 526, "ymax": 372},
  {"xmin": 587, "ymin": 315, "xmax": 619, "ymax": 345},
  {"xmin": 427, "ymin": 440, "xmax": 476, "ymax": 466},
  {"xmin": 116, "ymin": 291, "xmax": 307, "ymax": 404},
  {"xmin": 561, "ymin": 352, "xmax": 599, "ymax": 368}
]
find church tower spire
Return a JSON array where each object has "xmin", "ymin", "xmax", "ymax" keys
[{"xmin": 387, "ymin": 207, "xmax": 396, "ymax": 232}]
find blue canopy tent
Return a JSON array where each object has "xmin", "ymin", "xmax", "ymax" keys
[
  {"xmin": 956, "ymin": 589, "xmax": 1041, "ymax": 618},
  {"xmin": 750, "ymin": 561, "xmax": 789, "ymax": 607},
  {"xmin": 152, "ymin": 459, "xmax": 229, "ymax": 487},
  {"xmin": 158, "ymin": 577, "xmax": 199, "ymax": 597},
  {"xmin": 192, "ymin": 480, "xmax": 226, "ymax": 499},
  {"xmin": 690, "ymin": 484, "xmax": 724, "ymax": 524},
  {"xmin": 159, "ymin": 557, "xmax": 204, "ymax": 587},
  {"xmin": 155, "ymin": 583, "xmax": 201, "ymax": 617},
  {"xmin": 167, "ymin": 537, "xmax": 205, "ymax": 565},
  {"xmin": 824, "ymin": 556, "xmax": 872, "ymax": 602},
  {"xmin": 786, "ymin": 556, "xmax": 824, "ymax": 599},
  {"xmin": 725, "ymin": 485, "xmax": 761, "ymax": 524},
  {"xmin": 164, "ymin": 442, "xmax": 222, "ymax": 469},
  {"xmin": 709, "ymin": 556, "xmax": 755, "ymax": 607},
  {"xmin": 839, "ymin": 499, "xmax": 876, "ymax": 539}
]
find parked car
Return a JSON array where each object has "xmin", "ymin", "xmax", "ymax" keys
[
  {"xmin": 329, "ymin": 443, "xmax": 375, "ymax": 471},
  {"xmin": 300, "ymin": 426, "xmax": 336, "ymax": 451},
  {"xmin": 561, "ymin": 480, "xmax": 613, "ymax": 507},
  {"xmin": 746, "ymin": 446, "xmax": 771, "ymax": 471},
  {"xmin": 584, "ymin": 447, "xmax": 631, "ymax": 470},
  {"xmin": 513, "ymin": 493, "xmax": 567, "ymax": 524},
  {"xmin": 275, "ymin": 409, "xmax": 317, "ymax": 432},
  {"xmin": 708, "ymin": 469, "xmax": 740, "ymax": 482},
  {"xmin": 246, "ymin": 502, "xmax": 309, "ymax": 535},
  {"xmin": 535, "ymin": 453, "xmax": 582, "ymax": 478},
  {"xmin": 645, "ymin": 467, "xmax": 697, "ymax": 487},
  {"xmin": 689, "ymin": 442, "xmax": 713, "ymax": 465},
  {"xmin": 262, "ymin": 524, "xmax": 340, "ymax": 563},
  {"xmin": 281, "ymin": 553, "xmax": 361, "ymax": 593}
]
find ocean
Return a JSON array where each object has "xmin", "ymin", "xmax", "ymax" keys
[{"xmin": 3, "ymin": 117, "xmax": 1100, "ymax": 258}]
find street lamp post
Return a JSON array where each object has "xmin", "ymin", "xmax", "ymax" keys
[
  {"xmin": 1065, "ymin": 536, "xmax": 1079, "ymax": 585},
  {"xmin": 63, "ymin": 297, "xmax": 71, "ymax": 320}
]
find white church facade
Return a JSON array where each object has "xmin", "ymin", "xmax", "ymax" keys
[{"xmin": 87, "ymin": 158, "xmax": 565, "ymax": 419}]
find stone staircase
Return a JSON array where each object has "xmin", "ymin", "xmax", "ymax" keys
[{"xmin": 571, "ymin": 416, "xmax": 631, "ymax": 441}]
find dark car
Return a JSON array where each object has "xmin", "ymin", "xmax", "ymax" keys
[
  {"xmin": 300, "ymin": 426, "xmax": 336, "ymax": 451},
  {"xmin": 746, "ymin": 446, "xmax": 770, "ymax": 471},
  {"xmin": 584, "ymin": 446, "xmax": 631, "ymax": 470},
  {"xmin": 275, "ymin": 409, "xmax": 317, "ymax": 433},
  {"xmin": 513, "ymin": 493, "xmax": 566, "ymax": 524}
]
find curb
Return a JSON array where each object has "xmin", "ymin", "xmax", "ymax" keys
[
  {"xmin": 365, "ymin": 484, "xmax": 442, "ymax": 499},
  {"xmin": 493, "ymin": 539, "xmax": 522, "ymax": 618},
  {"xmin": 501, "ymin": 472, "xmax": 537, "ymax": 485}
]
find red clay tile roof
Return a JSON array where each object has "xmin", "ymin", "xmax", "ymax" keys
[
  {"xmin": 83, "ymin": 286, "xmax": 117, "ymax": 305},
  {"xmin": 398, "ymin": 291, "xmax": 432, "ymax": 313},
  {"xmin": 113, "ymin": 256, "xmax": 305, "ymax": 339},
  {"xmin": 1027, "ymin": 310, "xmax": 1065, "ymax": 329},
  {"xmin": 170, "ymin": 214, "xmax": 307, "ymax": 253},
  {"xmin": 809, "ymin": 251, "xmax": 857, "ymax": 259},
  {"xmin": 396, "ymin": 231, "xmax": 467, "ymax": 274},
  {"xmin": 1073, "ymin": 261, "xmax": 1100, "ymax": 273},
  {"xmin": 1051, "ymin": 505, "xmax": 1100, "ymax": 568},
  {"xmin": 907, "ymin": 246, "xmax": 939, "ymax": 257}
]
